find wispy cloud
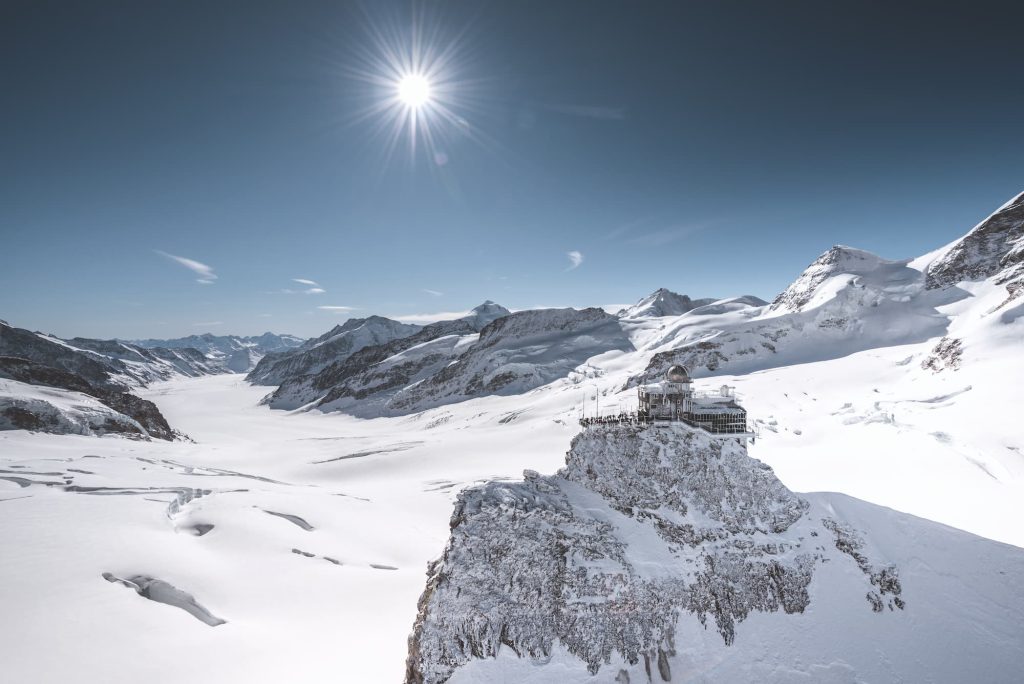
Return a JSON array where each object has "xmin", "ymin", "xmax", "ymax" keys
[
  {"xmin": 156, "ymin": 250, "xmax": 217, "ymax": 284},
  {"xmin": 192, "ymin": 320, "xmax": 223, "ymax": 327},
  {"xmin": 566, "ymin": 250, "xmax": 584, "ymax": 271},
  {"xmin": 627, "ymin": 223, "xmax": 710, "ymax": 247},
  {"xmin": 278, "ymin": 278, "xmax": 325, "ymax": 295},
  {"xmin": 546, "ymin": 104, "xmax": 626, "ymax": 121},
  {"xmin": 257, "ymin": 313, "xmax": 273, "ymax": 318},
  {"xmin": 317, "ymin": 305, "xmax": 359, "ymax": 314},
  {"xmin": 392, "ymin": 310, "xmax": 472, "ymax": 324},
  {"xmin": 422, "ymin": 288, "xmax": 444, "ymax": 297},
  {"xmin": 604, "ymin": 215, "xmax": 657, "ymax": 241}
]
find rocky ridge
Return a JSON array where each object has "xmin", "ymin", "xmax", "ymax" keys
[
  {"xmin": 247, "ymin": 316, "xmax": 422, "ymax": 386},
  {"xmin": 0, "ymin": 322, "xmax": 183, "ymax": 439}
]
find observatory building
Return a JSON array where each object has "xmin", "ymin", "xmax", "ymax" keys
[{"xmin": 637, "ymin": 365, "xmax": 750, "ymax": 436}]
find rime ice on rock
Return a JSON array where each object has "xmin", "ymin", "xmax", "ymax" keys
[{"xmin": 405, "ymin": 423, "xmax": 902, "ymax": 684}]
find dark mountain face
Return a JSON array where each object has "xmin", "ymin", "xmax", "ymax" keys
[
  {"xmin": 0, "ymin": 323, "xmax": 179, "ymax": 439},
  {"xmin": 925, "ymin": 190, "xmax": 1024, "ymax": 307},
  {"xmin": 0, "ymin": 324, "xmax": 117, "ymax": 390},
  {"xmin": 247, "ymin": 316, "xmax": 422, "ymax": 386}
]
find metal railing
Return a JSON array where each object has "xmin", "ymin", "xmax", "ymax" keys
[{"xmin": 578, "ymin": 412, "xmax": 752, "ymax": 436}]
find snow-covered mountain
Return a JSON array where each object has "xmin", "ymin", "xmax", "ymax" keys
[
  {"xmin": 389, "ymin": 307, "xmax": 632, "ymax": 413},
  {"xmin": 618, "ymin": 287, "xmax": 718, "ymax": 318},
  {"xmin": 133, "ymin": 332, "xmax": 304, "ymax": 373},
  {"xmin": 266, "ymin": 318, "xmax": 478, "ymax": 413},
  {"xmin": 0, "ymin": 322, "xmax": 181, "ymax": 439},
  {"xmin": 407, "ymin": 423, "xmax": 1023, "ymax": 683},
  {"xmin": 247, "ymin": 316, "xmax": 422, "ymax": 385},
  {"xmin": 924, "ymin": 190, "xmax": 1024, "ymax": 302},
  {"xmin": 259, "ymin": 302, "xmax": 513, "ymax": 412}
]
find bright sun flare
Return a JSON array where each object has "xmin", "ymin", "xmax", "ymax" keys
[{"xmin": 397, "ymin": 74, "xmax": 431, "ymax": 107}]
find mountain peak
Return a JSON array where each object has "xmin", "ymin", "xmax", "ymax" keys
[
  {"xmin": 461, "ymin": 301, "xmax": 511, "ymax": 331},
  {"xmin": 620, "ymin": 288, "xmax": 714, "ymax": 318},
  {"xmin": 770, "ymin": 245, "xmax": 895, "ymax": 312}
]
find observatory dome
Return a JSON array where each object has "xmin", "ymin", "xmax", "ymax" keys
[{"xmin": 666, "ymin": 365, "xmax": 691, "ymax": 382}]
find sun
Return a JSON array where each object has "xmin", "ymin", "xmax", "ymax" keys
[
  {"xmin": 397, "ymin": 74, "xmax": 431, "ymax": 108},
  {"xmin": 341, "ymin": 7, "xmax": 486, "ymax": 165}
]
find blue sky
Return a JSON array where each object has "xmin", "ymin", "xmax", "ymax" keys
[{"xmin": 2, "ymin": 0, "xmax": 1022, "ymax": 339}]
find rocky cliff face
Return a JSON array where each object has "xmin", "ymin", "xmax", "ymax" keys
[
  {"xmin": 925, "ymin": 190, "xmax": 1024, "ymax": 307},
  {"xmin": 0, "ymin": 323, "xmax": 178, "ymax": 439},
  {"xmin": 406, "ymin": 424, "xmax": 904, "ymax": 683}
]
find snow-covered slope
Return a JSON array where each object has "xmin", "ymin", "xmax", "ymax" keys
[
  {"xmin": 133, "ymin": 332, "xmax": 304, "ymax": 373},
  {"xmin": 0, "ymin": 322, "xmax": 191, "ymax": 439},
  {"xmin": 387, "ymin": 307, "xmax": 633, "ymax": 414},
  {"xmin": 63, "ymin": 336, "xmax": 221, "ymax": 383},
  {"xmin": 259, "ymin": 302, "xmax": 512, "ymax": 412},
  {"xmin": 266, "ymin": 319, "xmax": 479, "ymax": 413},
  {"xmin": 407, "ymin": 423, "xmax": 1023, "ymax": 684},
  {"xmin": 638, "ymin": 245, "xmax": 956, "ymax": 381},
  {"xmin": 923, "ymin": 189, "xmax": 1024, "ymax": 306},
  {"xmin": 618, "ymin": 288, "xmax": 717, "ymax": 318},
  {"xmin": 247, "ymin": 316, "xmax": 422, "ymax": 385},
  {"xmin": 0, "ymin": 377, "xmax": 156, "ymax": 438}
]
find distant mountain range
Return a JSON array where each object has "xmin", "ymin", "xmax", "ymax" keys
[
  {"xmin": 3, "ymin": 190, "xmax": 1022, "ymax": 447},
  {"xmin": 0, "ymin": 325, "xmax": 304, "ymax": 438},
  {"xmin": 131, "ymin": 332, "xmax": 304, "ymax": 373}
]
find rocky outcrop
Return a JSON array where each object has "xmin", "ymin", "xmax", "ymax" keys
[
  {"xmin": 921, "ymin": 336, "xmax": 963, "ymax": 373},
  {"xmin": 406, "ymin": 424, "xmax": 902, "ymax": 683},
  {"xmin": 925, "ymin": 191, "xmax": 1024, "ymax": 307}
]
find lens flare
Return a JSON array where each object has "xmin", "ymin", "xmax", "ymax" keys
[{"xmin": 340, "ymin": 6, "xmax": 489, "ymax": 167}]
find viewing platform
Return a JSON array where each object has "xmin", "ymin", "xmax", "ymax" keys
[{"xmin": 580, "ymin": 365, "xmax": 757, "ymax": 441}]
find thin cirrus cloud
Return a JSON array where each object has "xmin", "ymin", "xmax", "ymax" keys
[
  {"xmin": 155, "ymin": 250, "xmax": 217, "ymax": 284},
  {"xmin": 281, "ymin": 278, "xmax": 325, "ymax": 295},
  {"xmin": 317, "ymin": 305, "xmax": 359, "ymax": 314},
  {"xmin": 566, "ymin": 250, "xmax": 584, "ymax": 271},
  {"xmin": 422, "ymin": 288, "xmax": 444, "ymax": 297},
  {"xmin": 627, "ymin": 222, "xmax": 716, "ymax": 247}
]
